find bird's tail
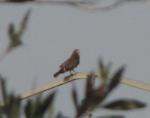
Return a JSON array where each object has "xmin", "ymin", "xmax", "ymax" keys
[{"xmin": 53, "ymin": 70, "xmax": 62, "ymax": 78}]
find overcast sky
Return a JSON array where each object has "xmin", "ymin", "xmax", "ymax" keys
[{"xmin": 0, "ymin": 0, "xmax": 150, "ymax": 117}]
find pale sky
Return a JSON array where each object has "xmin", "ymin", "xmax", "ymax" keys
[{"xmin": 0, "ymin": 0, "xmax": 150, "ymax": 117}]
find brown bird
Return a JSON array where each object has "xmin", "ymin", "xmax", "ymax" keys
[{"xmin": 54, "ymin": 49, "xmax": 80, "ymax": 77}]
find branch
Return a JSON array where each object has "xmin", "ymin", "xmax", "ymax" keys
[
  {"xmin": 0, "ymin": 0, "xmax": 148, "ymax": 11},
  {"xmin": 20, "ymin": 72, "xmax": 89, "ymax": 100},
  {"xmin": 20, "ymin": 72, "xmax": 150, "ymax": 100},
  {"xmin": 122, "ymin": 78, "xmax": 150, "ymax": 92}
]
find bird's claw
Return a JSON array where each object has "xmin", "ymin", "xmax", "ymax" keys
[{"xmin": 70, "ymin": 70, "xmax": 76, "ymax": 76}]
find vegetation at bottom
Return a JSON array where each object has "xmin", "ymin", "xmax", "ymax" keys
[{"xmin": 0, "ymin": 59, "xmax": 146, "ymax": 118}]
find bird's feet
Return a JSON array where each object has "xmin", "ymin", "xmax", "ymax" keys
[{"xmin": 70, "ymin": 70, "xmax": 76, "ymax": 76}]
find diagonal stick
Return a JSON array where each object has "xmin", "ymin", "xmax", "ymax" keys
[{"xmin": 20, "ymin": 72, "xmax": 150, "ymax": 100}]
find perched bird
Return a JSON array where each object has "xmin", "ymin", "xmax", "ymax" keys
[{"xmin": 54, "ymin": 49, "xmax": 80, "ymax": 77}]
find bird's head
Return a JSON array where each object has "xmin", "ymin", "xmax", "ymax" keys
[
  {"xmin": 71, "ymin": 49, "xmax": 80, "ymax": 59},
  {"xmin": 73, "ymin": 49, "xmax": 80, "ymax": 55}
]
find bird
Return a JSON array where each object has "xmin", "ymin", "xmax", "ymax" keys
[{"xmin": 53, "ymin": 49, "xmax": 80, "ymax": 77}]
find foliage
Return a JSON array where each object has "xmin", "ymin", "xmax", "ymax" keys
[
  {"xmin": 0, "ymin": 75, "xmax": 56, "ymax": 118},
  {"xmin": 71, "ymin": 60, "xmax": 146, "ymax": 118},
  {"xmin": 0, "ymin": 4, "xmax": 148, "ymax": 118},
  {"xmin": 7, "ymin": 9, "xmax": 31, "ymax": 53},
  {"xmin": 0, "ymin": 60, "xmax": 146, "ymax": 118}
]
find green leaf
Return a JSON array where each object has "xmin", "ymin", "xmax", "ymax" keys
[
  {"xmin": 7, "ymin": 9, "xmax": 31, "ymax": 52},
  {"xmin": 85, "ymin": 72, "xmax": 96, "ymax": 98},
  {"xmin": 4, "ymin": 94, "xmax": 21, "ymax": 118},
  {"xmin": 96, "ymin": 115, "xmax": 125, "ymax": 118},
  {"xmin": 7, "ymin": 23, "xmax": 22, "ymax": 52},
  {"xmin": 24, "ymin": 91, "xmax": 56, "ymax": 118},
  {"xmin": 0, "ymin": 76, "xmax": 7, "ymax": 104},
  {"xmin": 99, "ymin": 59, "xmax": 112, "ymax": 81},
  {"xmin": 25, "ymin": 99, "xmax": 34, "ymax": 118},
  {"xmin": 102, "ymin": 99, "xmax": 146, "ymax": 110},
  {"xmin": 35, "ymin": 91, "xmax": 56, "ymax": 117},
  {"xmin": 19, "ymin": 9, "xmax": 32, "ymax": 36},
  {"xmin": 55, "ymin": 112, "xmax": 69, "ymax": 118},
  {"xmin": 107, "ymin": 66, "xmax": 126, "ymax": 94},
  {"xmin": 99, "ymin": 59, "xmax": 108, "ymax": 80}
]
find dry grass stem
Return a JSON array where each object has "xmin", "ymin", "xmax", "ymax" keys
[{"xmin": 20, "ymin": 72, "xmax": 150, "ymax": 100}]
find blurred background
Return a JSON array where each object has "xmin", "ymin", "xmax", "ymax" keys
[{"xmin": 0, "ymin": 0, "xmax": 150, "ymax": 117}]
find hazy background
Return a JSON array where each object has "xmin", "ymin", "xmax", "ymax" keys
[{"xmin": 0, "ymin": 0, "xmax": 150, "ymax": 117}]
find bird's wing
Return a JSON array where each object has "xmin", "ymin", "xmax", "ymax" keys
[
  {"xmin": 59, "ymin": 58, "xmax": 70, "ymax": 68},
  {"xmin": 59, "ymin": 60, "xmax": 66, "ymax": 68}
]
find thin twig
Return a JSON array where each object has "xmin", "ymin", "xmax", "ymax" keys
[
  {"xmin": 0, "ymin": 0, "xmax": 148, "ymax": 12},
  {"xmin": 122, "ymin": 78, "xmax": 150, "ymax": 92},
  {"xmin": 20, "ymin": 72, "xmax": 150, "ymax": 100},
  {"xmin": 20, "ymin": 72, "xmax": 90, "ymax": 100}
]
